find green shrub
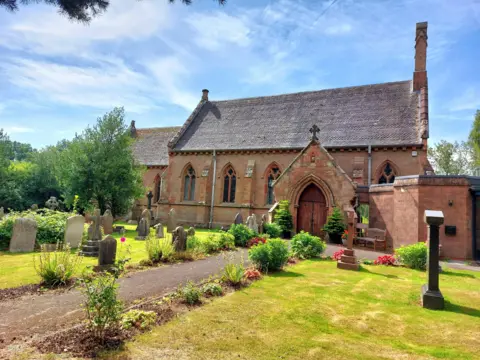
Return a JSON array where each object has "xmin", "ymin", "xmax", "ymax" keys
[
  {"xmin": 34, "ymin": 244, "xmax": 83, "ymax": 287},
  {"xmin": 222, "ymin": 262, "xmax": 245, "ymax": 286},
  {"xmin": 291, "ymin": 231, "xmax": 326, "ymax": 259},
  {"xmin": 121, "ymin": 309, "xmax": 157, "ymax": 330},
  {"xmin": 79, "ymin": 272, "xmax": 123, "ymax": 340},
  {"xmin": 218, "ymin": 232, "xmax": 235, "ymax": 250},
  {"xmin": 145, "ymin": 235, "xmax": 174, "ymax": 262},
  {"xmin": 248, "ymin": 238, "xmax": 289, "ymax": 272},
  {"xmin": 186, "ymin": 235, "xmax": 203, "ymax": 252},
  {"xmin": 323, "ymin": 207, "xmax": 346, "ymax": 242},
  {"xmin": 201, "ymin": 234, "xmax": 222, "ymax": 254},
  {"xmin": 395, "ymin": 242, "xmax": 427, "ymax": 270},
  {"xmin": 0, "ymin": 209, "xmax": 75, "ymax": 249},
  {"xmin": 228, "ymin": 224, "xmax": 255, "ymax": 247},
  {"xmin": 180, "ymin": 281, "xmax": 201, "ymax": 305},
  {"xmin": 362, "ymin": 259, "xmax": 374, "ymax": 265},
  {"xmin": 274, "ymin": 200, "xmax": 293, "ymax": 237},
  {"xmin": 202, "ymin": 282, "xmax": 223, "ymax": 297},
  {"xmin": 263, "ymin": 222, "xmax": 282, "ymax": 238}
]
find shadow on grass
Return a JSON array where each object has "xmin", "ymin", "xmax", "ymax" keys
[
  {"xmin": 445, "ymin": 300, "xmax": 480, "ymax": 318},
  {"xmin": 271, "ymin": 271, "xmax": 305, "ymax": 278},
  {"xmin": 359, "ymin": 266, "xmax": 399, "ymax": 279},
  {"xmin": 441, "ymin": 270, "xmax": 476, "ymax": 279}
]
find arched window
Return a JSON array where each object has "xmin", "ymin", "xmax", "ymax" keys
[
  {"xmin": 154, "ymin": 175, "xmax": 161, "ymax": 203},
  {"xmin": 183, "ymin": 166, "xmax": 196, "ymax": 201},
  {"xmin": 266, "ymin": 166, "xmax": 281, "ymax": 205},
  {"xmin": 378, "ymin": 162, "xmax": 396, "ymax": 184},
  {"xmin": 223, "ymin": 166, "xmax": 236, "ymax": 203}
]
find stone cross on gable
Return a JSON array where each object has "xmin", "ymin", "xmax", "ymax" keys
[{"xmin": 309, "ymin": 124, "xmax": 320, "ymax": 141}]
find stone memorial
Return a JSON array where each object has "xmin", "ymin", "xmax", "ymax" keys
[
  {"xmin": 97, "ymin": 235, "xmax": 117, "ymax": 270},
  {"xmin": 102, "ymin": 209, "xmax": 114, "ymax": 235},
  {"xmin": 172, "ymin": 226, "xmax": 187, "ymax": 252},
  {"xmin": 9, "ymin": 218, "xmax": 38, "ymax": 252},
  {"xmin": 421, "ymin": 210, "xmax": 445, "ymax": 310},
  {"xmin": 31, "ymin": 204, "xmax": 38, "ymax": 211},
  {"xmin": 45, "ymin": 196, "xmax": 59, "ymax": 210},
  {"xmin": 234, "ymin": 212, "xmax": 243, "ymax": 225},
  {"xmin": 64, "ymin": 215, "xmax": 85, "ymax": 248},
  {"xmin": 136, "ymin": 218, "xmax": 149, "ymax": 240},
  {"xmin": 141, "ymin": 208, "xmax": 152, "ymax": 229},
  {"xmin": 187, "ymin": 227, "xmax": 196, "ymax": 237},
  {"xmin": 113, "ymin": 225, "xmax": 125, "ymax": 234},
  {"xmin": 337, "ymin": 209, "xmax": 359, "ymax": 271},
  {"xmin": 167, "ymin": 208, "xmax": 177, "ymax": 233},
  {"xmin": 259, "ymin": 214, "xmax": 267, "ymax": 234},
  {"xmin": 81, "ymin": 208, "xmax": 102, "ymax": 257},
  {"xmin": 154, "ymin": 223, "xmax": 164, "ymax": 238},
  {"xmin": 246, "ymin": 214, "xmax": 259, "ymax": 233}
]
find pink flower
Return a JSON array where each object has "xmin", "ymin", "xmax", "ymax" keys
[{"xmin": 120, "ymin": 237, "xmax": 126, "ymax": 243}]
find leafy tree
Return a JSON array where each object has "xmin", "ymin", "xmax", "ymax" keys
[
  {"xmin": 1, "ymin": 0, "xmax": 225, "ymax": 23},
  {"xmin": 427, "ymin": 140, "xmax": 473, "ymax": 175},
  {"xmin": 469, "ymin": 110, "xmax": 480, "ymax": 167},
  {"xmin": 57, "ymin": 107, "xmax": 145, "ymax": 215},
  {"xmin": 11, "ymin": 141, "xmax": 35, "ymax": 161}
]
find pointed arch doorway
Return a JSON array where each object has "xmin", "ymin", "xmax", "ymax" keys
[{"xmin": 297, "ymin": 184, "xmax": 327, "ymax": 237}]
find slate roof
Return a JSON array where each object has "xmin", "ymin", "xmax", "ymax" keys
[
  {"xmin": 133, "ymin": 127, "xmax": 181, "ymax": 166},
  {"xmin": 172, "ymin": 80, "xmax": 422, "ymax": 151}
]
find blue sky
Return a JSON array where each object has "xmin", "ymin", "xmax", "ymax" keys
[{"xmin": 0, "ymin": 0, "xmax": 479, "ymax": 149}]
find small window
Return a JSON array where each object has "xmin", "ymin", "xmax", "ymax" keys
[
  {"xmin": 266, "ymin": 166, "xmax": 281, "ymax": 205},
  {"xmin": 378, "ymin": 162, "xmax": 396, "ymax": 184},
  {"xmin": 223, "ymin": 166, "xmax": 236, "ymax": 203},
  {"xmin": 183, "ymin": 166, "xmax": 196, "ymax": 201}
]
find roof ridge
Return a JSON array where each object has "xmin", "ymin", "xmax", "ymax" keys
[
  {"xmin": 137, "ymin": 126, "xmax": 182, "ymax": 132},
  {"xmin": 211, "ymin": 80, "xmax": 412, "ymax": 103}
]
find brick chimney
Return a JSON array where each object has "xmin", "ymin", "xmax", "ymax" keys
[
  {"xmin": 413, "ymin": 22, "xmax": 428, "ymax": 91},
  {"xmin": 130, "ymin": 120, "xmax": 137, "ymax": 138},
  {"xmin": 202, "ymin": 89, "xmax": 209, "ymax": 102}
]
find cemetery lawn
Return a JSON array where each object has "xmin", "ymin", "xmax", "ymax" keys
[
  {"xmin": 106, "ymin": 260, "xmax": 480, "ymax": 360},
  {"xmin": 0, "ymin": 223, "xmax": 218, "ymax": 289}
]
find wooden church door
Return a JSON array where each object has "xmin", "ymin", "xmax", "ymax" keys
[{"xmin": 297, "ymin": 184, "xmax": 327, "ymax": 237}]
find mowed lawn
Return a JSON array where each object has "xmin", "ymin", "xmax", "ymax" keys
[
  {"xmin": 106, "ymin": 260, "xmax": 480, "ymax": 360},
  {"xmin": 0, "ymin": 223, "xmax": 218, "ymax": 289}
]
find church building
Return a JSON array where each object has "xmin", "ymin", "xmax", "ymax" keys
[{"xmin": 132, "ymin": 22, "xmax": 431, "ymax": 238}]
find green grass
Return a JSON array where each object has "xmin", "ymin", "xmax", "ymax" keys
[
  {"xmin": 105, "ymin": 261, "xmax": 480, "ymax": 360},
  {"xmin": 0, "ymin": 222, "xmax": 218, "ymax": 289}
]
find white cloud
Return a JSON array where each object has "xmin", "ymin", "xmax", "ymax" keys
[{"xmin": 3, "ymin": 126, "xmax": 35, "ymax": 133}]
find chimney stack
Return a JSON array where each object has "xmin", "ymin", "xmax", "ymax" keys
[
  {"xmin": 413, "ymin": 22, "xmax": 428, "ymax": 91},
  {"xmin": 130, "ymin": 120, "xmax": 137, "ymax": 138},
  {"xmin": 202, "ymin": 89, "xmax": 209, "ymax": 102}
]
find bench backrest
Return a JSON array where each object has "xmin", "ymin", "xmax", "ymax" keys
[{"xmin": 367, "ymin": 228, "xmax": 386, "ymax": 240}]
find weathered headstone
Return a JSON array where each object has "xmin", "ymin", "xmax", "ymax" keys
[
  {"xmin": 187, "ymin": 227, "xmax": 196, "ymax": 237},
  {"xmin": 259, "ymin": 214, "xmax": 267, "ymax": 234},
  {"xmin": 98, "ymin": 235, "xmax": 117, "ymax": 269},
  {"xmin": 64, "ymin": 215, "xmax": 85, "ymax": 248},
  {"xmin": 154, "ymin": 223, "xmax": 164, "ymax": 238},
  {"xmin": 246, "ymin": 214, "xmax": 259, "ymax": 233},
  {"xmin": 81, "ymin": 208, "xmax": 102, "ymax": 257},
  {"xmin": 0, "ymin": 207, "xmax": 4, "ymax": 220},
  {"xmin": 113, "ymin": 225, "xmax": 125, "ymax": 234},
  {"xmin": 9, "ymin": 218, "xmax": 38, "ymax": 252},
  {"xmin": 141, "ymin": 208, "xmax": 152, "ymax": 229},
  {"xmin": 421, "ymin": 210, "xmax": 445, "ymax": 310},
  {"xmin": 136, "ymin": 218, "xmax": 149, "ymax": 240},
  {"xmin": 102, "ymin": 209, "xmax": 114, "ymax": 235},
  {"xmin": 167, "ymin": 208, "xmax": 177, "ymax": 233},
  {"xmin": 172, "ymin": 226, "xmax": 187, "ymax": 252},
  {"xmin": 45, "ymin": 196, "xmax": 59, "ymax": 210},
  {"xmin": 234, "ymin": 212, "xmax": 243, "ymax": 225},
  {"xmin": 30, "ymin": 204, "xmax": 39, "ymax": 211}
]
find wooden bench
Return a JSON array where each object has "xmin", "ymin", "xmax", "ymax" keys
[{"xmin": 355, "ymin": 227, "xmax": 387, "ymax": 251}]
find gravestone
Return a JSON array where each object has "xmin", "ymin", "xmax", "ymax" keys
[
  {"xmin": 246, "ymin": 214, "xmax": 258, "ymax": 233},
  {"xmin": 187, "ymin": 227, "xmax": 196, "ymax": 237},
  {"xmin": 136, "ymin": 218, "xmax": 149, "ymax": 240},
  {"xmin": 45, "ymin": 196, "xmax": 59, "ymax": 210},
  {"xmin": 141, "ymin": 209, "xmax": 152, "ymax": 229},
  {"xmin": 81, "ymin": 208, "xmax": 102, "ymax": 257},
  {"xmin": 172, "ymin": 226, "xmax": 187, "ymax": 252},
  {"xmin": 9, "ymin": 218, "xmax": 38, "ymax": 252},
  {"xmin": 0, "ymin": 207, "xmax": 4, "ymax": 220},
  {"xmin": 102, "ymin": 209, "xmax": 114, "ymax": 235},
  {"xmin": 259, "ymin": 214, "xmax": 267, "ymax": 234},
  {"xmin": 421, "ymin": 210, "xmax": 445, "ymax": 310},
  {"xmin": 234, "ymin": 213, "xmax": 243, "ymax": 225},
  {"xmin": 167, "ymin": 209, "xmax": 177, "ymax": 233},
  {"xmin": 154, "ymin": 223, "xmax": 164, "ymax": 238},
  {"xmin": 98, "ymin": 235, "xmax": 117, "ymax": 270},
  {"xmin": 31, "ymin": 204, "xmax": 38, "ymax": 211},
  {"xmin": 113, "ymin": 226, "xmax": 125, "ymax": 234},
  {"xmin": 64, "ymin": 215, "xmax": 85, "ymax": 248}
]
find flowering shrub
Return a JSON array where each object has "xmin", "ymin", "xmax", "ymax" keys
[
  {"xmin": 247, "ymin": 237, "xmax": 267, "ymax": 248},
  {"xmin": 374, "ymin": 255, "xmax": 396, "ymax": 266},
  {"xmin": 244, "ymin": 268, "xmax": 262, "ymax": 280},
  {"xmin": 332, "ymin": 249, "xmax": 344, "ymax": 261},
  {"xmin": 341, "ymin": 230, "xmax": 348, "ymax": 240}
]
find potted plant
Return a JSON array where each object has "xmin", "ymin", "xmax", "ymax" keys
[
  {"xmin": 323, "ymin": 207, "xmax": 346, "ymax": 244},
  {"xmin": 341, "ymin": 230, "xmax": 348, "ymax": 246},
  {"xmin": 274, "ymin": 200, "xmax": 293, "ymax": 239}
]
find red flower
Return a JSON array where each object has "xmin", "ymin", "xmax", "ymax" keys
[
  {"xmin": 244, "ymin": 268, "xmax": 262, "ymax": 280},
  {"xmin": 333, "ymin": 249, "xmax": 344, "ymax": 261},
  {"xmin": 120, "ymin": 237, "xmax": 126, "ymax": 243},
  {"xmin": 374, "ymin": 255, "xmax": 396, "ymax": 265},
  {"xmin": 247, "ymin": 237, "xmax": 267, "ymax": 248}
]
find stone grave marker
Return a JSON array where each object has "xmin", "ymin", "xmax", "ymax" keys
[
  {"xmin": 246, "ymin": 214, "xmax": 258, "ymax": 233},
  {"xmin": 172, "ymin": 226, "xmax": 187, "ymax": 252},
  {"xmin": 45, "ymin": 196, "xmax": 59, "ymax": 210},
  {"xmin": 187, "ymin": 227, "xmax": 196, "ymax": 237},
  {"xmin": 234, "ymin": 212, "xmax": 243, "ymax": 225},
  {"xmin": 141, "ymin": 208, "xmax": 152, "ymax": 229},
  {"xmin": 64, "ymin": 215, "xmax": 85, "ymax": 248},
  {"xmin": 9, "ymin": 218, "xmax": 38, "ymax": 252},
  {"xmin": 167, "ymin": 208, "xmax": 177, "ymax": 233},
  {"xmin": 102, "ymin": 209, "xmax": 114, "ymax": 235},
  {"xmin": 136, "ymin": 218, "xmax": 149, "ymax": 240},
  {"xmin": 98, "ymin": 235, "xmax": 117, "ymax": 270},
  {"xmin": 154, "ymin": 223, "xmax": 164, "ymax": 238},
  {"xmin": 81, "ymin": 208, "xmax": 102, "ymax": 257}
]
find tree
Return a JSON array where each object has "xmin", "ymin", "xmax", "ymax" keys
[
  {"xmin": 428, "ymin": 140, "xmax": 473, "ymax": 175},
  {"xmin": 469, "ymin": 110, "xmax": 480, "ymax": 167},
  {"xmin": 57, "ymin": 107, "xmax": 145, "ymax": 215},
  {"xmin": 1, "ymin": 0, "xmax": 225, "ymax": 23},
  {"xmin": 11, "ymin": 141, "xmax": 35, "ymax": 161}
]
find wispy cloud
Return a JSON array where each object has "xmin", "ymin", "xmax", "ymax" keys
[{"xmin": 3, "ymin": 126, "xmax": 35, "ymax": 133}]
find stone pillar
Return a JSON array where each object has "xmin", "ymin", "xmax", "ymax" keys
[
  {"xmin": 337, "ymin": 210, "xmax": 359, "ymax": 271},
  {"xmin": 421, "ymin": 210, "xmax": 444, "ymax": 310}
]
